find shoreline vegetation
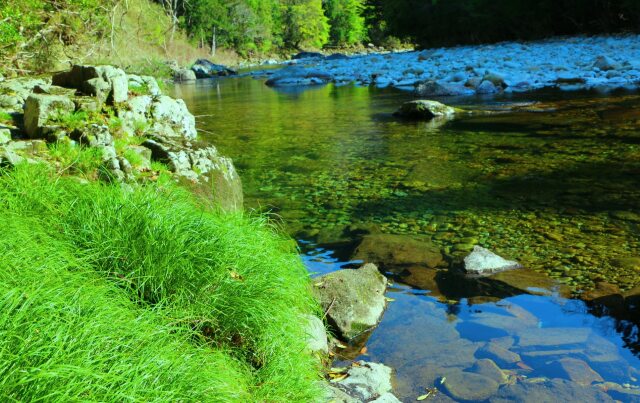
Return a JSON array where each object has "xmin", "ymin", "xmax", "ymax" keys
[{"xmin": 0, "ymin": 162, "xmax": 322, "ymax": 401}]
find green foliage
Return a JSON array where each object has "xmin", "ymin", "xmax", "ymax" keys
[
  {"xmin": 324, "ymin": 0, "xmax": 367, "ymax": 46},
  {"xmin": 0, "ymin": 163, "xmax": 322, "ymax": 401},
  {"xmin": 282, "ymin": 0, "xmax": 330, "ymax": 49},
  {"xmin": 48, "ymin": 141, "xmax": 105, "ymax": 177},
  {"xmin": 0, "ymin": 112, "xmax": 13, "ymax": 125}
]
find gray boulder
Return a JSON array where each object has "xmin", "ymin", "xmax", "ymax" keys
[
  {"xmin": 149, "ymin": 95, "xmax": 197, "ymax": 140},
  {"xmin": 52, "ymin": 65, "xmax": 128, "ymax": 104},
  {"xmin": 24, "ymin": 94, "xmax": 75, "ymax": 138},
  {"xmin": 0, "ymin": 128, "xmax": 11, "ymax": 145},
  {"xmin": 71, "ymin": 124, "xmax": 114, "ymax": 148},
  {"xmin": 330, "ymin": 361, "xmax": 398, "ymax": 402},
  {"xmin": 174, "ymin": 68, "xmax": 196, "ymax": 82},
  {"xmin": 393, "ymin": 100, "xmax": 457, "ymax": 120},
  {"xmin": 265, "ymin": 67, "xmax": 333, "ymax": 87},
  {"xmin": 463, "ymin": 246, "xmax": 522, "ymax": 276},
  {"xmin": 312, "ymin": 263, "xmax": 387, "ymax": 339},
  {"xmin": 476, "ymin": 80, "xmax": 499, "ymax": 94},
  {"xmin": 0, "ymin": 77, "xmax": 50, "ymax": 111},
  {"xmin": 302, "ymin": 314, "xmax": 328, "ymax": 355}
]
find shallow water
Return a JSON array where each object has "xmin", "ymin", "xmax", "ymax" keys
[{"xmin": 172, "ymin": 77, "xmax": 640, "ymax": 401}]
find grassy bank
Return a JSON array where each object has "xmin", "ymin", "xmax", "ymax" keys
[{"xmin": 0, "ymin": 162, "xmax": 322, "ymax": 401}]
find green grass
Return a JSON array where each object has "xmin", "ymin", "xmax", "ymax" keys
[{"xmin": 0, "ymin": 162, "xmax": 322, "ymax": 401}]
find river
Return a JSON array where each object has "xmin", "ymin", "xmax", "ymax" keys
[{"xmin": 172, "ymin": 76, "xmax": 640, "ymax": 402}]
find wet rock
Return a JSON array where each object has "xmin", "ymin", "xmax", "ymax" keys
[
  {"xmin": 597, "ymin": 382, "xmax": 640, "ymax": 402},
  {"xmin": 352, "ymin": 233, "xmax": 444, "ymax": 270},
  {"xmin": 265, "ymin": 66, "xmax": 333, "ymax": 87},
  {"xmin": 302, "ymin": 314, "xmax": 328, "ymax": 355},
  {"xmin": 477, "ymin": 80, "xmax": 499, "ymax": 94},
  {"xmin": 393, "ymin": 100, "xmax": 457, "ymax": 120},
  {"xmin": 414, "ymin": 80, "xmax": 475, "ymax": 97},
  {"xmin": 321, "ymin": 383, "xmax": 358, "ymax": 403},
  {"xmin": 173, "ymin": 68, "xmax": 196, "ymax": 82},
  {"xmin": 463, "ymin": 246, "xmax": 522, "ymax": 276},
  {"xmin": 582, "ymin": 281, "xmax": 625, "ymax": 314},
  {"xmin": 467, "ymin": 359, "xmax": 508, "ymax": 384},
  {"xmin": 594, "ymin": 55, "xmax": 616, "ymax": 71},
  {"xmin": 23, "ymin": 94, "xmax": 75, "ymax": 138},
  {"xmin": 442, "ymin": 370, "xmax": 499, "ymax": 401},
  {"xmin": 476, "ymin": 342, "xmax": 521, "ymax": 366},
  {"xmin": 312, "ymin": 263, "xmax": 387, "ymax": 340},
  {"xmin": 52, "ymin": 65, "xmax": 128, "ymax": 104},
  {"xmin": 517, "ymin": 327, "xmax": 591, "ymax": 348},
  {"xmin": 489, "ymin": 378, "xmax": 614, "ymax": 403},
  {"xmin": 330, "ymin": 361, "xmax": 398, "ymax": 402},
  {"xmin": 544, "ymin": 357, "xmax": 603, "ymax": 386},
  {"xmin": 292, "ymin": 51, "xmax": 325, "ymax": 60},
  {"xmin": 191, "ymin": 59, "xmax": 237, "ymax": 78}
]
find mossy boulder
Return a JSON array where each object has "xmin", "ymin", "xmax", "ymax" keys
[
  {"xmin": 312, "ymin": 263, "xmax": 387, "ymax": 340},
  {"xmin": 24, "ymin": 94, "xmax": 75, "ymax": 138},
  {"xmin": 393, "ymin": 100, "xmax": 458, "ymax": 120}
]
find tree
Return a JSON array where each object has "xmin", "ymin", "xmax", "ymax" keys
[
  {"xmin": 282, "ymin": 0, "xmax": 329, "ymax": 49},
  {"xmin": 324, "ymin": 0, "xmax": 367, "ymax": 46}
]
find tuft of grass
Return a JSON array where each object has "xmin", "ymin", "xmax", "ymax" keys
[
  {"xmin": 0, "ymin": 163, "xmax": 322, "ymax": 401},
  {"xmin": 0, "ymin": 111, "xmax": 12, "ymax": 125},
  {"xmin": 48, "ymin": 141, "xmax": 104, "ymax": 177}
]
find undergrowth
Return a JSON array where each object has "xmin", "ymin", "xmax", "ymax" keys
[{"xmin": 0, "ymin": 162, "xmax": 322, "ymax": 401}]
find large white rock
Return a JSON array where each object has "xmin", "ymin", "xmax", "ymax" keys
[{"xmin": 463, "ymin": 246, "xmax": 522, "ymax": 276}]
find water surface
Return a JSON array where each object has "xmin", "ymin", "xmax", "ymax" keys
[{"xmin": 172, "ymin": 77, "xmax": 640, "ymax": 401}]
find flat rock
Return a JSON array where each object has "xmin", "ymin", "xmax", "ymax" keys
[
  {"xmin": 393, "ymin": 100, "xmax": 458, "ymax": 120},
  {"xmin": 23, "ymin": 93, "xmax": 75, "ymax": 138},
  {"xmin": 265, "ymin": 66, "xmax": 333, "ymax": 87},
  {"xmin": 191, "ymin": 59, "xmax": 237, "ymax": 78},
  {"xmin": 352, "ymin": 233, "xmax": 443, "ymax": 270},
  {"xmin": 313, "ymin": 263, "xmax": 387, "ymax": 339},
  {"xmin": 442, "ymin": 370, "xmax": 499, "ymax": 401},
  {"xmin": 463, "ymin": 246, "xmax": 522, "ymax": 276}
]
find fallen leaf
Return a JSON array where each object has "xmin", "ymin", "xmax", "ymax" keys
[
  {"xmin": 314, "ymin": 282, "xmax": 324, "ymax": 287},
  {"xmin": 440, "ymin": 377, "xmax": 446, "ymax": 384},
  {"xmin": 360, "ymin": 346, "xmax": 368, "ymax": 354},
  {"xmin": 329, "ymin": 374, "xmax": 348, "ymax": 382},
  {"xmin": 329, "ymin": 367, "xmax": 348, "ymax": 374},
  {"xmin": 335, "ymin": 342, "xmax": 347, "ymax": 349},
  {"xmin": 385, "ymin": 297, "xmax": 396, "ymax": 302},
  {"xmin": 417, "ymin": 394, "xmax": 429, "ymax": 401}
]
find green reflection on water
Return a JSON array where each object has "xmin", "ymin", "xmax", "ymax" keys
[{"xmin": 172, "ymin": 78, "xmax": 640, "ymax": 293}]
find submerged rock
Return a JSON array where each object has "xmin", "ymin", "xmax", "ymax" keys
[
  {"xmin": 352, "ymin": 233, "xmax": 444, "ymax": 270},
  {"xmin": 393, "ymin": 100, "xmax": 457, "ymax": 120},
  {"xmin": 329, "ymin": 361, "xmax": 400, "ymax": 402},
  {"xmin": 191, "ymin": 59, "xmax": 237, "ymax": 78},
  {"xmin": 543, "ymin": 357, "xmax": 604, "ymax": 386},
  {"xmin": 463, "ymin": 246, "xmax": 522, "ymax": 276},
  {"xmin": 489, "ymin": 378, "xmax": 614, "ymax": 403},
  {"xmin": 442, "ymin": 370, "xmax": 499, "ymax": 401},
  {"xmin": 313, "ymin": 263, "xmax": 387, "ymax": 340}
]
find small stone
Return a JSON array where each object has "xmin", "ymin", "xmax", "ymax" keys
[{"xmin": 463, "ymin": 246, "xmax": 522, "ymax": 276}]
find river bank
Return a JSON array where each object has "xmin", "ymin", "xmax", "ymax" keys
[{"xmin": 250, "ymin": 34, "xmax": 640, "ymax": 97}]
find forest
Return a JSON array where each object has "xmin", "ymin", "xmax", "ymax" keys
[{"xmin": 171, "ymin": 0, "xmax": 640, "ymax": 53}]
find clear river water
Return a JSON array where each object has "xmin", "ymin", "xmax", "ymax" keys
[{"xmin": 172, "ymin": 76, "xmax": 640, "ymax": 402}]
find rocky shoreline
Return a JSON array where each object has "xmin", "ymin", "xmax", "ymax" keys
[{"xmin": 251, "ymin": 34, "xmax": 640, "ymax": 97}]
